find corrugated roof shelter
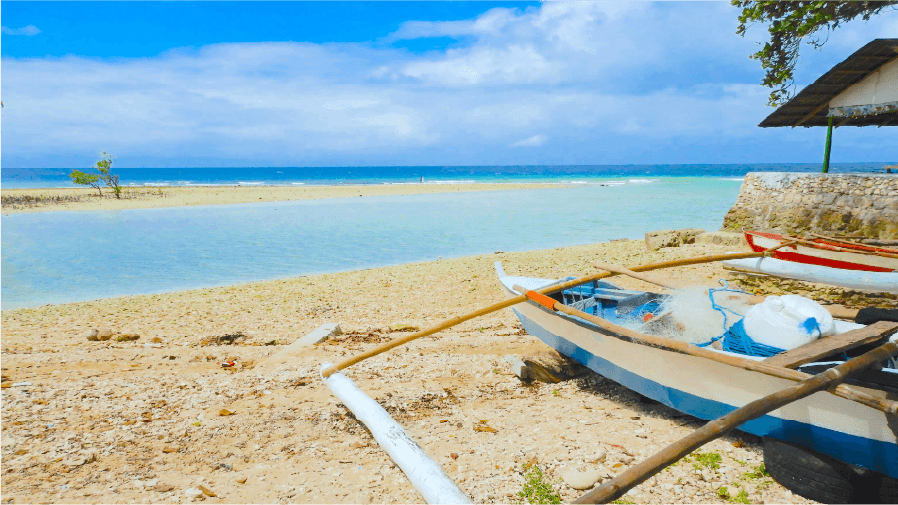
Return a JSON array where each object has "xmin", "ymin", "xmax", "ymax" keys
[
  {"xmin": 758, "ymin": 39, "xmax": 897, "ymax": 172},
  {"xmin": 760, "ymin": 39, "xmax": 898, "ymax": 128}
]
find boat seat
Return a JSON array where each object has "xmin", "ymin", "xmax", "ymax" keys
[{"xmin": 763, "ymin": 320, "xmax": 898, "ymax": 369}]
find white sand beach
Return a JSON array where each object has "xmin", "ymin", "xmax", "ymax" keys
[{"xmin": 0, "ymin": 239, "xmax": 821, "ymax": 504}]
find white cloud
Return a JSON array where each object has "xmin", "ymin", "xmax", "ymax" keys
[
  {"xmin": 385, "ymin": 7, "xmax": 519, "ymax": 42},
  {"xmin": 512, "ymin": 135, "xmax": 547, "ymax": 147},
  {"xmin": 2, "ymin": 25, "xmax": 41, "ymax": 36},
  {"xmin": 2, "ymin": 2, "xmax": 896, "ymax": 168}
]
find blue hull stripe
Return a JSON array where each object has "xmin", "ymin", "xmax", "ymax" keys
[{"xmin": 514, "ymin": 308, "xmax": 898, "ymax": 478}]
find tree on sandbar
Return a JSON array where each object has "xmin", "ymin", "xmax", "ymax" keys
[
  {"xmin": 69, "ymin": 169, "xmax": 103, "ymax": 196},
  {"xmin": 70, "ymin": 152, "xmax": 122, "ymax": 199},
  {"xmin": 734, "ymin": 1, "xmax": 898, "ymax": 106}
]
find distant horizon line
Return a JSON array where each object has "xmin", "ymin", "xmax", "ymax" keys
[{"xmin": 3, "ymin": 161, "xmax": 893, "ymax": 171}]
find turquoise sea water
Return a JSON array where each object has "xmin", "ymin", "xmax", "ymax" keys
[
  {"xmin": 0, "ymin": 162, "xmax": 887, "ymax": 188},
  {"xmin": 2, "ymin": 177, "xmax": 742, "ymax": 309}
]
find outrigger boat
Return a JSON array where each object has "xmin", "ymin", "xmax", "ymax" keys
[
  {"xmin": 320, "ymin": 251, "xmax": 897, "ymax": 504},
  {"xmin": 729, "ymin": 231, "xmax": 898, "ymax": 294},
  {"xmin": 495, "ymin": 262, "xmax": 898, "ymax": 498},
  {"xmin": 744, "ymin": 230, "xmax": 898, "ymax": 273},
  {"xmin": 722, "ymin": 255, "xmax": 898, "ymax": 294}
]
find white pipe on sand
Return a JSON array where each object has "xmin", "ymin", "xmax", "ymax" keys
[{"xmin": 320, "ymin": 363, "xmax": 472, "ymax": 505}]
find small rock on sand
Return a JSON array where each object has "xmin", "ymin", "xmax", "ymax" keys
[
  {"xmin": 83, "ymin": 329, "xmax": 99, "ymax": 340},
  {"xmin": 185, "ymin": 487, "xmax": 204, "ymax": 499},
  {"xmin": 644, "ymin": 228, "xmax": 704, "ymax": 251},
  {"xmin": 562, "ymin": 468, "xmax": 604, "ymax": 490},
  {"xmin": 97, "ymin": 328, "xmax": 114, "ymax": 341}
]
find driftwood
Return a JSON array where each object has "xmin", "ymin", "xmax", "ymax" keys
[
  {"xmin": 574, "ymin": 340, "xmax": 898, "ymax": 504},
  {"xmin": 507, "ymin": 350, "xmax": 590, "ymax": 383}
]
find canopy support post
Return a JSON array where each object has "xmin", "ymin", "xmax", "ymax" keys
[{"xmin": 822, "ymin": 116, "xmax": 833, "ymax": 173}]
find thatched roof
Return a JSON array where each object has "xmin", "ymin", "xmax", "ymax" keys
[{"xmin": 759, "ymin": 39, "xmax": 898, "ymax": 128}]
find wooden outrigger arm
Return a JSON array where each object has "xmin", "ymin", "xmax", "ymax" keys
[
  {"xmin": 321, "ymin": 248, "xmax": 794, "ymax": 378},
  {"xmin": 573, "ymin": 340, "xmax": 898, "ymax": 503}
]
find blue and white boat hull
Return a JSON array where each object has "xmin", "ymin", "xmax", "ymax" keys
[{"xmin": 497, "ymin": 271, "xmax": 898, "ymax": 479}]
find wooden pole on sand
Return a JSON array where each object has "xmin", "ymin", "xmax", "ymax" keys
[{"xmin": 573, "ymin": 340, "xmax": 898, "ymax": 504}]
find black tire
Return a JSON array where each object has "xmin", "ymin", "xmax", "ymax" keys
[
  {"xmin": 876, "ymin": 476, "xmax": 898, "ymax": 504},
  {"xmin": 763, "ymin": 437, "xmax": 898, "ymax": 504}
]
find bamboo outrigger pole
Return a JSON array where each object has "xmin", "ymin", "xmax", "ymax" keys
[
  {"xmin": 320, "ymin": 248, "xmax": 791, "ymax": 378},
  {"xmin": 574, "ymin": 340, "xmax": 898, "ymax": 504},
  {"xmin": 591, "ymin": 260, "xmax": 861, "ymax": 319}
]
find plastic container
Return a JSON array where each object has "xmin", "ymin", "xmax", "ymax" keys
[{"xmin": 742, "ymin": 295, "xmax": 834, "ymax": 350}]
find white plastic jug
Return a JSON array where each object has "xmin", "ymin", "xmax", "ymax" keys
[{"xmin": 742, "ymin": 295, "xmax": 834, "ymax": 350}]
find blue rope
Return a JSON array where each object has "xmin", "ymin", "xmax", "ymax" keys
[
  {"xmin": 695, "ymin": 280, "xmax": 748, "ymax": 348},
  {"xmin": 707, "ymin": 280, "xmax": 748, "ymax": 331},
  {"xmin": 696, "ymin": 280, "xmax": 787, "ymax": 357},
  {"xmin": 721, "ymin": 320, "xmax": 786, "ymax": 357}
]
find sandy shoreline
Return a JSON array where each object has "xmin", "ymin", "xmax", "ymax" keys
[
  {"xmin": 1, "ymin": 239, "xmax": 822, "ymax": 504},
  {"xmin": 1, "ymin": 183, "xmax": 572, "ymax": 214}
]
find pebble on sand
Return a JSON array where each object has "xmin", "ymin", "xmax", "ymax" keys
[
  {"xmin": 562, "ymin": 468, "xmax": 605, "ymax": 490},
  {"xmin": 185, "ymin": 487, "xmax": 204, "ymax": 500}
]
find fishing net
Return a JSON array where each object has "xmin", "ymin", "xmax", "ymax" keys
[{"xmin": 629, "ymin": 284, "xmax": 753, "ymax": 345}]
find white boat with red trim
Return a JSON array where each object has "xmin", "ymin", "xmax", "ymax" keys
[{"xmin": 745, "ymin": 230, "xmax": 898, "ymax": 273}]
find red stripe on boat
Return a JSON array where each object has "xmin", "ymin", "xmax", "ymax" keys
[{"xmin": 744, "ymin": 230, "xmax": 895, "ymax": 272}]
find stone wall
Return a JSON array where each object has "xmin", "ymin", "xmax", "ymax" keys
[{"xmin": 721, "ymin": 172, "xmax": 898, "ymax": 239}]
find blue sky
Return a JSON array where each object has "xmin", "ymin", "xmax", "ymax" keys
[{"xmin": 2, "ymin": 1, "xmax": 896, "ymax": 168}]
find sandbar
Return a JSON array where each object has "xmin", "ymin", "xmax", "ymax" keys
[{"xmin": 1, "ymin": 183, "xmax": 571, "ymax": 214}]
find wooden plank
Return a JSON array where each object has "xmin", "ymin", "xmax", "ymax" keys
[
  {"xmin": 256, "ymin": 323, "xmax": 342, "ymax": 370},
  {"xmin": 763, "ymin": 321, "xmax": 898, "ymax": 369}
]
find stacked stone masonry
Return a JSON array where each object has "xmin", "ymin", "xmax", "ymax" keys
[{"xmin": 722, "ymin": 172, "xmax": 898, "ymax": 239}]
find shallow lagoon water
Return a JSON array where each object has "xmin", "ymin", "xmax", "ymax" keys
[{"xmin": 2, "ymin": 178, "xmax": 741, "ymax": 309}]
